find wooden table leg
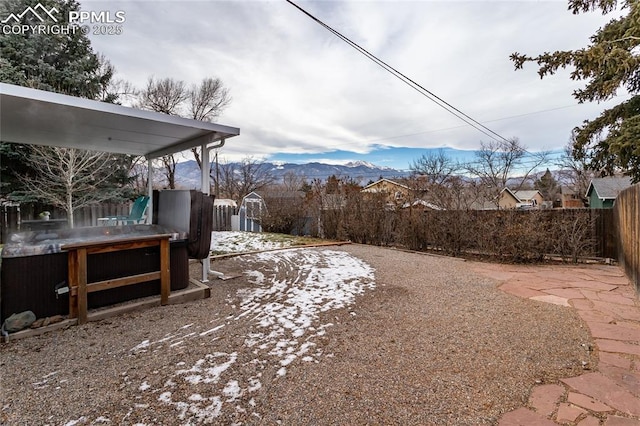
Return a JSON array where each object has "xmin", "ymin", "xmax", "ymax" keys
[
  {"xmin": 77, "ymin": 248, "xmax": 88, "ymax": 324},
  {"xmin": 160, "ymin": 238, "xmax": 170, "ymax": 305},
  {"xmin": 68, "ymin": 250, "xmax": 79, "ymax": 319}
]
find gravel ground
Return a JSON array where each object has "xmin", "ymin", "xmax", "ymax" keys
[{"xmin": 0, "ymin": 244, "xmax": 593, "ymax": 425}]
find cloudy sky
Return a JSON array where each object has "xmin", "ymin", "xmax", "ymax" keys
[{"xmin": 81, "ymin": 0, "xmax": 625, "ymax": 170}]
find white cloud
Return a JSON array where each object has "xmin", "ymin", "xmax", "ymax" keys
[{"xmin": 84, "ymin": 0, "xmax": 620, "ymax": 161}]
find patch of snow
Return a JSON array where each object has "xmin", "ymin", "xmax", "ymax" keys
[
  {"xmin": 117, "ymin": 248, "xmax": 374, "ymax": 425},
  {"xmin": 211, "ymin": 231, "xmax": 294, "ymax": 253}
]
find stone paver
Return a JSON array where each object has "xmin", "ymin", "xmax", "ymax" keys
[
  {"xmin": 556, "ymin": 402, "xmax": 587, "ymax": 423},
  {"xmin": 499, "ymin": 407, "xmax": 558, "ymax": 426},
  {"xmin": 471, "ymin": 262, "xmax": 640, "ymax": 425},
  {"xmin": 568, "ymin": 392, "xmax": 614, "ymax": 412},
  {"xmin": 605, "ymin": 416, "xmax": 640, "ymax": 426},
  {"xmin": 529, "ymin": 384, "xmax": 565, "ymax": 417},
  {"xmin": 577, "ymin": 415, "xmax": 602, "ymax": 426}
]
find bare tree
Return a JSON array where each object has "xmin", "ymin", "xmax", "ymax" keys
[
  {"xmin": 136, "ymin": 76, "xmax": 231, "ymax": 188},
  {"xmin": 18, "ymin": 146, "xmax": 123, "ymax": 228},
  {"xmin": 280, "ymin": 171, "xmax": 308, "ymax": 191},
  {"xmin": 137, "ymin": 77, "xmax": 189, "ymax": 188},
  {"xmin": 465, "ymin": 138, "xmax": 549, "ymax": 207},
  {"xmin": 138, "ymin": 77, "xmax": 189, "ymax": 115},
  {"xmin": 410, "ymin": 149, "xmax": 461, "ymax": 186},
  {"xmin": 216, "ymin": 157, "xmax": 275, "ymax": 200},
  {"xmin": 556, "ymin": 137, "xmax": 595, "ymax": 203},
  {"xmin": 188, "ymin": 78, "xmax": 232, "ymax": 170}
]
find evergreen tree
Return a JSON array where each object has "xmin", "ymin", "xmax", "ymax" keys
[
  {"xmin": 511, "ymin": 0, "xmax": 640, "ymax": 182},
  {"xmin": 534, "ymin": 168, "xmax": 560, "ymax": 203}
]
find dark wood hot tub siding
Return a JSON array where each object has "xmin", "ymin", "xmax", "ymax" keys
[{"xmin": 1, "ymin": 242, "xmax": 189, "ymax": 322}]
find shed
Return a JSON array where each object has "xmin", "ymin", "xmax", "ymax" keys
[{"xmin": 233, "ymin": 192, "xmax": 265, "ymax": 232}]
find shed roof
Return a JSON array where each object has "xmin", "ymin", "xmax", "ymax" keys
[
  {"xmin": 586, "ymin": 177, "xmax": 633, "ymax": 200},
  {"xmin": 0, "ymin": 83, "xmax": 240, "ymax": 158}
]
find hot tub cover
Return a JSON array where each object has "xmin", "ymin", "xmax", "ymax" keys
[{"xmin": 2, "ymin": 224, "xmax": 187, "ymax": 258}]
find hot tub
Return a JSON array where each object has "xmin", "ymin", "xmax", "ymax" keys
[{"xmin": 1, "ymin": 224, "xmax": 190, "ymax": 323}]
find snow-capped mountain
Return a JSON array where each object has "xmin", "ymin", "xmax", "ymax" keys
[{"xmin": 172, "ymin": 160, "xmax": 411, "ymax": 189}]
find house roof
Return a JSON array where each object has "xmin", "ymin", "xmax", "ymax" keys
[
  {"xmin": 586, "ymin": 177, "xmax": 633, "ymax": 200},
  {"xmin": 401, "ymin": 199, "xmax": 444, "ymax": 210},
  {"xmin": 361, "ymin": 178, "xmax": 410, "ymax": 192},
  {"xmin": 514, "ymin": 190, "xmax": 542, "ymax": 201},
  {"xmin": 499, "ymin": 187, "xmax": 520, "ymax": 202},
  {"xmin": 0, "ymin": 83, "xmax": 240, "ymax": 159}
]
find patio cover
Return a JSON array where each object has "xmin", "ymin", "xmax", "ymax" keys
[
  {"xmin": 0, "ymin": 83, "xmax": 240, "ymax": 158},
  {"xmin": 1, "ymin": 82, "xmax": 240, "ymax": 282}
]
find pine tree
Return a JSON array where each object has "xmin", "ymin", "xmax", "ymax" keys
[{"xmin": 511, "ymin": 0, "xmax": 640, "ymax": 182}]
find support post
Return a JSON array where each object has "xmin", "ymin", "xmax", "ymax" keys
[
  {"xmin": 201, "ymin": 143, "xmax": 210, "ymax": 282},
  {"xmin": 147, "ymin": 157, "xmax": 153, "ymax": 224}
]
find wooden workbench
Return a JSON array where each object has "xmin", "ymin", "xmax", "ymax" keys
[{"xmin": 62, "ymin": 234, "xmax": 172, "ymax": 324}]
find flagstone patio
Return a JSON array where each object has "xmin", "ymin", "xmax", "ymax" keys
[{"xmin": 471, "ymin": 262, "xmax": 640, "ymax": 425}]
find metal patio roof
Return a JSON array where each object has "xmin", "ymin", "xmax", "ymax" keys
[{"xmin": 0, "ymin": 83, "xmax": 240, "ymax": 159}]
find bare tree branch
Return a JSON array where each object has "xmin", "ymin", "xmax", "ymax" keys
[{"xmin": 19, "ymin": 147, "xmax": 123, "ymax": 227}]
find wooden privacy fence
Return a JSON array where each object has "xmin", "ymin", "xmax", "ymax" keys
[{"xmin": 615, "ymin": 184, "xmax": 639, "ymax": 294}]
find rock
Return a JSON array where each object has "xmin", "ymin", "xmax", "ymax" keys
[
  {"xmin": 48, "ymin": 315, "xmax": 64, "ymax": 324},
  {"xmin": 2, "ymin": 311, "xmax": 36, "ymax": 333},
  {"xmin": 30, "ymin": 318, "xmax": 45, "ymax": 329}
]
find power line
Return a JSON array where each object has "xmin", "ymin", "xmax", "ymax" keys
[{"xmin": 285, "ymin": 0, "xmax": 513, "ymax": 144}]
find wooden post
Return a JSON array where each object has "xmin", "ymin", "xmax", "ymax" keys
[
  {"xmin": 68, "ymin": 250, "xmax": 79, "ymax": 319},
  {"xmin": 77, "ymin": 248, "xmax": 88, "ymax": 324},
  {"xmin": 160, "ymin": 237, "xmax": 170, "ymax": 305}
]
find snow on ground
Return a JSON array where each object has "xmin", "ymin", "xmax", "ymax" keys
[
  {"xmin": 122, "ymin": 247, "xmax": 375, "ymax": 424},
  {"xmin": 210, "ymin": 231, "xmax": 294, "ymax": 254}
]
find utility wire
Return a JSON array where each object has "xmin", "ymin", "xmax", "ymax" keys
[{"xmin": 285, "ymin": 0, "xmax": 512, "ymax": 144}]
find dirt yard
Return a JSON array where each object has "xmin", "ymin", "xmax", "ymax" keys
[{"xmin": 0, "ymin": 244, "xmax": 593, "ymax": 425}]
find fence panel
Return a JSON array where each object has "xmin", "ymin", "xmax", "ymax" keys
[
  {"xmin": 615, "ymin": 184, "xmax": 639, "ymax": 294},
  {"xmin": 213, "ymin": 205, "xmax": 237, "ymax": 231}
]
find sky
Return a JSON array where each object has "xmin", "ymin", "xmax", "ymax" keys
[{"xmin": 76, "ymin": 0, "xmax": 626, "ymax": 170}]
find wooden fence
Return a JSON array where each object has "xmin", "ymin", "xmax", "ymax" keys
[
  {"xmin": 0, "ymin": 202, "xmax": 238, "ymax": 243},
  {"xmin": 212, "ymin": 205, "xmax": 237, "ymax": 231},
  {"xmin": 615, "ymin": 183, "xmax": 639, "ymax": 294}
]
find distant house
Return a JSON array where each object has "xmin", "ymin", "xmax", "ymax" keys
[
  {"xmin": 514, "ymin": 190, "xmax": 544, "ymax": 208},
  {"xmin": 585, "ymin": 176, "xmax": 633, "ymax": 208},
  {"xmin": 498, "ymin": 188, "xmax": 544, "ymax": 209},
  {"xmin": 560, "ymin": 186, "xmax": 584, "ymax": 209},
  {"xmin": 361, "ymin": 178, "xmax": 413, "ymax": 205}
]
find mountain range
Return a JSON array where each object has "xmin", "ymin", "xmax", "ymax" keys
[{"xmin": 173, "ymin": 160, "xmax": 412, "ymax": 189}]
